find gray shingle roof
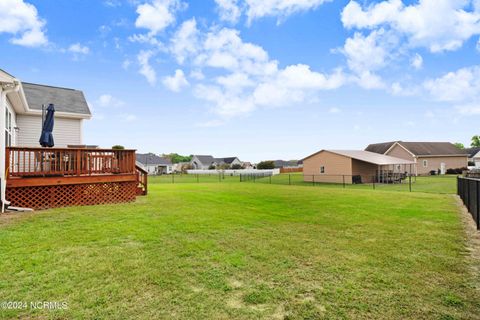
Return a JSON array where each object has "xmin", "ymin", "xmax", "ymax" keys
[
  {"xmin": 136, "ymin": 154, "xmax": 172, "ymax": 166},
  {"xmin": 365, "ymin": 141, "xmax": 397, "ymax": 154},
  {"xmin": 193, "ymin": 155, "xmax": 216, "ymax": 166},
  {"xmin": 366, "ymin": 141, "xmax": 465, "ymax": 156},
  {"xmin": 216, "ymin": 157, "xmax": 238, "ymax": 164},
  {"xmin": 464, "ymin": 147, "xmax": 480, "ymax": 158},
  {"xmin": 22, "ymin": 82, "xmax": 91, "ymax": 115}
]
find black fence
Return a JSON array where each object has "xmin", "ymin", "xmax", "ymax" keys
[{"xmin": 457, "ymin": 176, "xmax": 480, "ymax": 230}]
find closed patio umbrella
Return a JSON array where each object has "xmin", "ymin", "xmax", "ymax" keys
[{"xmin": 39, "ymin": 104, "xmax": 55, "ymax": 147}]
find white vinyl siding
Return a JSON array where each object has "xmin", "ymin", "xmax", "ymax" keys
[{"xmin": 16, "ymin": 114, "xmax": 82, "ymax": 147}]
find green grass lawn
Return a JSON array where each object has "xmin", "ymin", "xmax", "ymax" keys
[{"xmin": 0, "ymin": 182, "xmax": 478, "ymax": 319}]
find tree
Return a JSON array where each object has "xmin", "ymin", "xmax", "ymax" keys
[
  {"xmin": 471, "ymin": 135, "xmax": 480, "ymax": 147},
  {"xmin": 231, "ymin": 164, "xmax": 242, "ymax": 170},
  {"xmin": 208, "ymin": 164, "xmax": 216, "ymax": 170},
  {"xmin": 112, "ymin": 145, "xmax": 125, "ymax": 150},
  {"xmin": 454, "ymin": 142, "xmax": 465, "ymax": 149},
  {"xmin": 163, "ymin": 153, "xmax": 192, "ymax": 164},
  {"xmin": 257, "ymin": 161, "xmax": 275, "ymax": 169}
]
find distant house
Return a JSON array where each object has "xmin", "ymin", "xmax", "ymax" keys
[
  {"xmin": 136, "ymin": 153, "xmax": 172, "ymax": 174},
  {"xmin": 190, "ymin": 155, "xmax": 242, "ymax": 169},
  {"xmin": 366, "ymin": 141, "xmax": 468, "ymax": 175},
  {"xmin": 302, "ymin": 150, "xmax": 415, "ymax": 184},
  {"xmin": 465, "ymin": 147, "xmax": 480, "ymax": 167}
]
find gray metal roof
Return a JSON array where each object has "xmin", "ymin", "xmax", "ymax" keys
[
  {"xmin": 304, "ymin": 150, "xmax": 415, "ymax": 165},
  {"xmin": 136, "ymin": 153, "xmax": 172, "ymax": 166},
  {"xmin": 22, "ymin": 82, "xmax": 91, "ymax": 115}
]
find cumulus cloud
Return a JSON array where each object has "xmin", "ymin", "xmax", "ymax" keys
[
  {"xmin": 424, "ymin": 65, "xmax": 480, "ymax": 102},
  {"xmin": 341, "ymin": 0, "xmax": 480, "ymax": 53},
  {"xmin": 96, "ymin": 94, "xmax": 124, "ymax": 108},
  {"xmin": 137, "ymin": 50, "xmax": 157, "ymax": 85},
  {"xmin": 135, "ymin": 0, "xmax": 186, "ymax": 35},
  {"xmin": 338, "ymin": 29, "xmax": 397, "ymax": 89},
  {"xmin": 68, "ymin": 43, "xmax": 90, "ymax": 55},
  {"xmin": 0, "ymin": 0, "xmax": 48, "ymax": 47},
  {"xmin": 162, "ymin": 69, "xmax": 189, "ymax": 92},
  {"xmin": 170, "ymin": 18, "xmax": 199, "ymax": 64},
  {"xmin": 215, "ymin": 0, "xmax": 242, "ymax": 23},
  {"xmin": 244, "ymin": 0, "xmax": 332, "ymax": 24},
  {"xmin": 411, "ymin": 53, "xmax": 423, "ymax": 69},
  {"xmin": 425, "ymin": 65, "xmax": 480, "ymax": 115},
  {"xmin": 213, "ymin": 0, "xmax": 331, "ymax": 24}
]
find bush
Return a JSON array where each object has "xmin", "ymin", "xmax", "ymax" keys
[
  {"xmin": 231, "ymin": 164, "xmax": 242, "ymax": 170},
  {"xmin": 257, "ymin": 161, "xmax": 275, "ymax": 170},
  {"xmin": 446, "ymin": 167, "xmax": 467, "ymax": 174},
  {"xmin": 208, "ymin": 164, "xmax": 216, "ymax": 170}
]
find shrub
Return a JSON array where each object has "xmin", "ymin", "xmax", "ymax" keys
[
  {"xmin": 231, "ymin": 164, "xmax": 242, "ymax": 170},
  {"xmin": 257, "ymin": 161, "xmax": 275, "ymax": 170},
  {"xmin": 208, "ymin": 164, "xmax": 216, "ymax": 170}
]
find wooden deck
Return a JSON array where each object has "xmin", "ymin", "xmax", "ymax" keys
[{"xmin": 5, "ymin": 147, "xmax": 147, "ymax": 209}]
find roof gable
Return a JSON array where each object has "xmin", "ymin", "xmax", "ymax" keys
[
  {"xmin": 365, "ymin": 141, "xmax": 397, "ymax": 154},
  {"xmin": 22, "ymin": 82, "xmax": 91, "ymax": 116}
]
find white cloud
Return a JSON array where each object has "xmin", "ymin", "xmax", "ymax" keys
[
  {"xmin": 96, "ymin": 94, "xmax": 124, "ymax": 108},
  {"xmin": 339, "ymin": 30, "xmax": 396, "ymax": 89},
  {"xmin": 162, "ymin": 69, "xmax": 189, "ymax": 92},
  {"xmin": 215, "ymin": 0, "xmax": 242, "ymax": 23},
  {"xmin": 122, "ymin": 59, "xmax": 131, "ymax": 70},
  {"xmin": 244, "ymin": 0, "xmax": 332, "ymax": 24},
  {"xmin": 477, "ymin": 38, "xmax": 480, "ymax": 52},
  {"xmin": 456, "ymin": 104, "xmax": 480, "ymax": 115},
  {"xmin": 329, "ymin": 107, "xmax": 341, "ymax": 113},
  {"xmin": 424, "ymin": 65, "xmax": 480, "ymax": 102},
  {"xmin": 119, "ymin": 113, "xmax": 137, "ymax": 122},
  {"xmin": 341, "ymin": 0, "xmax": 480, "ymax": 53},
  {"xmin": 135, "ymin": 0, "xmax": 186, "ymax": 35},
  {"xmin": 68, "ymin": 43, "xmax": 90, "ymax": 55},
  {"xmin": 411, "ymin": 53, "xmax": 423, "ymax": 69},
  {"xmin": 170, "ymin": 18, "xmax": 199, "ymax": 64},
  {"xmin": 0, "ymin": 0, "xmax": 48, "ymax": 47},
  {"xmin": 137, "ymin": 50, "xmax": 157, "ymax": 85}
]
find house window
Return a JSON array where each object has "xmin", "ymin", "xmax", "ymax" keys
[
  {"xmin": 5, "ymin": 108, "xmax": 13, "ymax": 147},
  {"xmin": 320, "ymin": 166, "xmax": 325, "ymax": 173},
  {"xmin": 422, "ymin": 160, "xmax": 428, "ymax": 168}
]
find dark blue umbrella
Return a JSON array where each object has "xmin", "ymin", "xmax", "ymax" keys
[{"xmin": 39, "ymin": 104, "xmax": 55, "ymax": 147}]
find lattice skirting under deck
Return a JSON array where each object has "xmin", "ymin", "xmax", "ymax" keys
[{"xmin": 6, "ymin": 182, "xmax": 138, "ymax": 210}]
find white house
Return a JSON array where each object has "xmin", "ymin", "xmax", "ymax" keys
[
  {"xmin": 136, "ymin": 153, "xmax": 173, "ymax": 174},
  {"xmin": 0, "ymin": 68, "xmax": 91, "ymax": 211},
  {"xmin": 190, "ymin": 155, "xmax": 242, "ymax": 169}
]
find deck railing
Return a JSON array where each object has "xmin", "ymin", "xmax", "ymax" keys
[{"xmin": 6, "ymin": 147, "xmax": 136, "ymax": 178}]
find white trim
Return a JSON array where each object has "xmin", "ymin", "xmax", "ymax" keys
[{"xmin": 384, "ymin": 142, "xmax": 416, "ymax": 158}]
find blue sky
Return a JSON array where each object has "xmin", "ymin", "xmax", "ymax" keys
[{"xmin": 1, "ymin": 0, "xmax": 480, "ymax": 162}]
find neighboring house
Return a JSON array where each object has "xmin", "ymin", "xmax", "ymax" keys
[
  {"xmin": 172, "ymin": 161, "xmax": 191, "ymax": 173},
  {"xmin": 1, "ymin": 69, "xmax": 91, "ymax": 148},
  {"xmin": 136, "ymin": 153, "xmax": 172, "ymax": 174},
  {"xmin": 465, "ymin": 147, "xmax": 480, "ymax": 167},
  {"xmin": 190, "ymin": 155, "xmax": 242, "ymax": 169},
  {"xmin": 366, "ymin": 141, "xmax": 468, "ymax": 175},
  {"xmin": 1, "ymin": 69, "xmax": 93, "ymax": 210},
  {"xmin": 302, "ymin": 150, "xmax": 415, "ymax": 184}
]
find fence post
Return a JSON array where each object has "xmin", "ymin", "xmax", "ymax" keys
[
  {"xmin": 343, "ymin": 175, "xmax": 345, "ymax": 188},
  {"xmin": 270, "ymin": 175, "xmax": 272, "ymax": 184},
  {"xmin": 312, "ymin": 175, "xmax": 315, "ymax": 186},
  {"xmin": 197, "ymin": 174, "xmax": 199, "ymax": 183},
  {"xmin": 477, "ymin": 180, "xmax": 480, "ymax": 230},
  {"xmin": 373, "ymin": 176, "xmax": 375, "ymax": 190},
  {"xmin": 172, "ymin": 174, "xmax": 174, "ymax": 184},
  {"xmin": 219, "ymin": 173, "xmax": 221, "ymax": 182},
  {"xmin": 409, "ymin": 175, "xmax": 412, "ymax": 192},
  {"xmin": 289, "ymin": 174, "xmax": 291, "ymax": 185}
]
